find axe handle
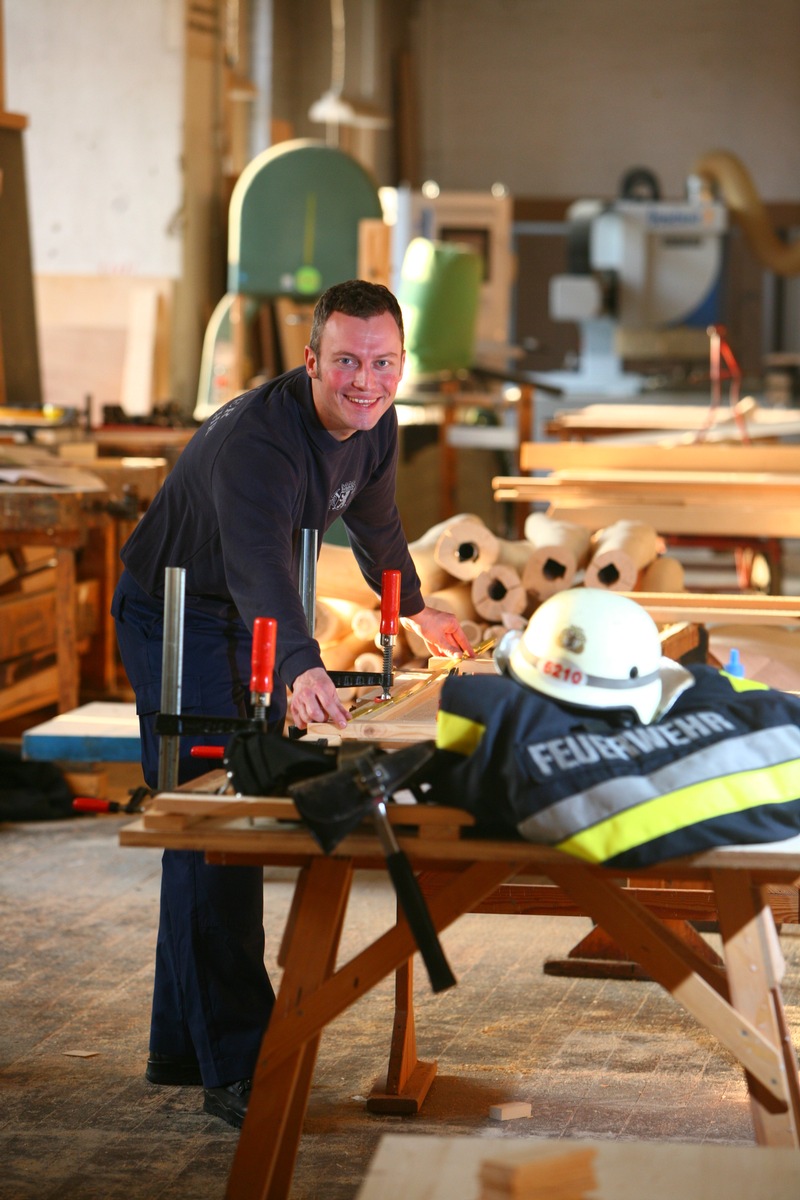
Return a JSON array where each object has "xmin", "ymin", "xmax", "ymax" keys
[
  {"xmin": 372, "ymin": 799, "xmax": 455, "ymax": 993},
  {"xmin": 384, "ymin": 849, "xmax": 456, "ymax": 993}
]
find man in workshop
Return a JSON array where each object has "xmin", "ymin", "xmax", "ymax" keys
[{"xmin": 111, "ymin": 278, "xmax": 473, "ymax": 1129}]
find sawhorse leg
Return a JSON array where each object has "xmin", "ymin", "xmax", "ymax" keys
[
  {"xmin": 713, "ymin": 871, "xmax": 800, "ymax": 1146},
  {"xmin": 547, "ymin": 860, "xmax": 800, "ymax": 1148},
  {"xmin": 225, "ymin": 856, "xmax": 353, "ymax": 1200},
  {"xmin": 226, "ymin": 857, "xmax": 517, "ymax": 1200}
]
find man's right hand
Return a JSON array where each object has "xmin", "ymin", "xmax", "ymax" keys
[{"xmin": 289, "ymin": 666, "xmax": 351, "ymax": 731}]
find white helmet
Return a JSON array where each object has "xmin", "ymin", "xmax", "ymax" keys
[{"xmin": 500, "ymin": 589, "xmax": 677, "ymax": 724}]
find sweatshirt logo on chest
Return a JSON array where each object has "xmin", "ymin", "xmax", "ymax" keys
[{"xmin": 330, "ymin": 480, "xmax": 356, "ymax": 511}]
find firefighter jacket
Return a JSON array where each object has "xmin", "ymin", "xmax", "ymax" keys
[{"xmin": 425, "ymin": 664, "xmax": 800, "ymax": 869}]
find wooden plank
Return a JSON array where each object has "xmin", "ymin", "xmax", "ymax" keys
[
  {"xmin": 120, "ymin": 810, "xmax": 800, "ymax": 881},
  {"xmin": 0, "ymin": 660, "xmax": 58, "ymax": 720},
  {"xmin": 624, "ymin": 592, "xmax": 800, "ymax": 627},
  {"xmin": 119, "ymin": 285, "xmax": 162, "ymax": 416},
  {"xmin": 509, "ymin": 499, "xmax": 800, "ymax": 539},
  {"xmin": 494, "ymin": 469, "xmax": 800, "ymax": 498},
  {"xmin": 545, "ymin": 400, "xmax": 800, "ymax": 439},
  {"xmin": 0, "ymin": 121, "xmax": 41, "ymax": 407},
  {"xmin": 520, "ymin": 440, "xmax": 800, "ymax": 473},
  {"xmin": 356, "ymin": 1135, "xmax": 800, "ymax": 1200},
  {"xmin": 55, "ymin": 545, "xmax": 78, "ymax": 712},
  {"xmin": 0, "ymin": 586, "xmax": 56, "ymax": 658}
]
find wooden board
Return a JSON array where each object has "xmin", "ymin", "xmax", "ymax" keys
[
  {"xmin": 0, "ymin": 118, "xmax": 41, "ymax": 408},
  {"xmin": 520, "ymin": 439, "xmax": 800, "ymax": 473},
  {"xmin": 624, "ymin": 591, "xmax": 800, "ymax": 627},
  {"xmin": 355, "ymin": 1134, "xmax": 800, "ymax": 1200},
  {"xmin": 22, "ymin": 701, "xmax": 140, "ymax": 763},
  {"xmin": 309, "ymin": 669, "xmax": 448, "ymax": 743},
  {"xmin": 545, "ymin": 400, "xmax": 800, "ymax": 441}
]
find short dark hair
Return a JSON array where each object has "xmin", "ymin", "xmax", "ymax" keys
[{"xmin": 309, "ymin": 279, "xmax": 404, "ymax": 355}]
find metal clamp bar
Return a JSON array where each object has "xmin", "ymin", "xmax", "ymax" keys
[{"xmin": 157, "ymin": 566, "xmax": 186, "ymax": 792}]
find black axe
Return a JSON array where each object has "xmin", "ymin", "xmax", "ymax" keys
[{"xmin": 288, "ymin": 741, "xmax": 457, "ymax": 994}]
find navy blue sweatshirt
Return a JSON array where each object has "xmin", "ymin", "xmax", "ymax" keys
[{"xmin": 120, "ymin": 366, "xmax": 423, "ymax": 688}]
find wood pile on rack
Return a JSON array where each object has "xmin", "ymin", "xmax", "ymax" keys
[
  {"xmin": 0, "ymin": 546, "xmax": 99, "ymax": 722},
  {"xmin": 314, "ymin": 512, "xmax": 688, "ymax": 693}
]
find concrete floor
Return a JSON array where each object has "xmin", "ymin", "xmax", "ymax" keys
[{"xmin": 2, "ymin": 779, "xmax": 799, "ymax": 1200}]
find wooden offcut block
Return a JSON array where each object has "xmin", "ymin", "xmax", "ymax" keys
[
  {"xmin": 488, "ymin": 1101, "xmax": 532, "ymax": 1122},
  {"xmin": 479, "ymin": 1146, "xmax": 597, "ymax": 1198}
]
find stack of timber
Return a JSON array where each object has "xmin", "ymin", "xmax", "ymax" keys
[
  {"xmin": 0, "ymin": 447, "xmax": 169, "ymax": 723},
  {"xmin": 0, "ymin": 545, "xmax": 98, "ymax": 721},
  {"xmin": 313, "ymin": 513, "xmax": 688, "ymax": 686}
]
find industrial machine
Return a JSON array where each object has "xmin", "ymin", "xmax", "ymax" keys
[{"xmin": 543, "ymin": 178, "xmax": 727, "ymax": 396}]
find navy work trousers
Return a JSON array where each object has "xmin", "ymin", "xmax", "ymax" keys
[{"xmin": 112, "ymin": 570, "xmax": 282, "ymax": 1088}]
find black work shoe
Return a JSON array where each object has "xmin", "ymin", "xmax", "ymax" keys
[
  {"xmin": 145, "ymin": 1051, "xmax": 203, "ymax": 1086},
  {"xmin": 203, "ymin": 1079, "xmax": 252, "ymax": 1129}
]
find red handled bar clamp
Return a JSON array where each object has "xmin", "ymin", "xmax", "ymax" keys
[
  {"xmin": 250, "ymin": 616, "xmax": 277, "ymax": 721},
  {"xmin": 327, "ymin": 569, "xmax": 402, "ymax": 699},
  {"xmin": 157, "ymin": 615, "xmax": 279, "ymax": 758},
  {"xmin": 378, "ymin": 568, "xmax": 401, "ymax": 699}
]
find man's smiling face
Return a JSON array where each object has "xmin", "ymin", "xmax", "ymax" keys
[{"xmin": 304, "ymin": 310, "xmax": 405, "ymax": 441}]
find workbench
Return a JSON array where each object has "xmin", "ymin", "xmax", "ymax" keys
[{"xmin": 121, "ymin": 781, "xmax": 800, "ymax": 1200}]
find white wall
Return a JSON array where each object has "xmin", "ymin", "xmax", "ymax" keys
[
  {"xmin": 415, "ymin": 0, "xmax": 800, "ymax": 200},
  {"xmin": 5, "ymin": 0, "xmax": 184, "ymax": 276}
]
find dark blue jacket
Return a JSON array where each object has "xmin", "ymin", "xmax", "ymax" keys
[
  {"xmin": 121, "ymin": 366, "xmax": 423, "ymax": 687},
  {"xmin": 428, "ymin": 665, "xmax": 800, "ymax": 868}
]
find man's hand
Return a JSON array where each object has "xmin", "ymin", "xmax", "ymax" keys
[
  {"xmin": 289, "ymin": 666, "xmax": 351, "ymax": 731},
  {"xmin": 401, "ymin": 605, "xmax": 475, "ymax": 660}
]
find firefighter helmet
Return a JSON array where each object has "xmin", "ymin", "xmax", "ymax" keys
[{"xmin": 498, "ymin": 588, "xmax": 684, "ymax": 724}]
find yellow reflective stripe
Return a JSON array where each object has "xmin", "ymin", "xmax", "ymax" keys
[
  {"xmin": 721, "ymin": 672, "xmax": 769, "ymax": 692},
  {"xmin": 435, "ymin": 709, "xmax": 486, "ymax": 757},
  {"xmin": 556, "ymin": 760, "xmax": 800, "ymax": 864}
]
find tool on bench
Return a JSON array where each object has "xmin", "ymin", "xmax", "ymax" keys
[
  {"xmin": 287, "ymin": 739, "xmax": 456, "ymax": 993},
  {"xmin": 189, "ymin": 617, "xmax": 278, "ymax": 763},
  {"xmin": 154, "ymin": 567, "xmax": 280, "ymax": 784},
  {"xmin": 72, "ymin": 786, "xmax": 151, "ymax": 816},
  {"xmin": 327, "ymin": 569, "xmax": 402, "ymax": 696},
  {"xmin": 297, "ymin": 528, "xmax": 403, "ymax": 698}
]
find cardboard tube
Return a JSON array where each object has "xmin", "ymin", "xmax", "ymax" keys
[
  {"xmin": 428, "ymin": 584, "xmax": 480, "ymax": 623},
  {"xmin": 434, "ymin": 516, "xmax": 499, "ymax": 581},
  {"xmin": 639, "ymin": 554, "xmax": 686, "ymax": 593},
  {"xmin": 522, "ymin": 512, "xmax": 592, "ymax": 598},
  {"xmin": 584, "ymin": 520, "xmax": 660, "ymax": 592},
  {"xmin": 461, "ymin": 619, "xmax": 485, "ymax": 647},
  {"xmin": 321, "ymin": 632, "xmax": 376, "ymax": 672},
  {"xmin": 354, "ymin": 650, "xmax": 383, "ymax": 674},
  {"xmin": 471, "ymin": 564, "xmax": 528, "ymax": 622},
  {"xmin": 350, "ymin": 607, "xmax": 381, "ymax": 640},
  {"xmin": 496, "ymin": 538, "xmax": 535, "ymax": 573},
  {"xmin": 315, "ymin": 599, "xmax": 354, "ymax": 648},
  {"xmin": 408, "ymin": 542, "xmax": 454, "ymax": 593},
  {"xmin": 316, "ymin": 542, "xmax": 379, "ymax": 606}
]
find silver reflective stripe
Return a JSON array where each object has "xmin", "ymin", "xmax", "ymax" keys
[
  {"xmin": 515, "ymin": 642, "xmax": 661, "ymax": 691},
  {"xmin": 518, "ymin": 724, "xmax": 800, "ymax": 844}
]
